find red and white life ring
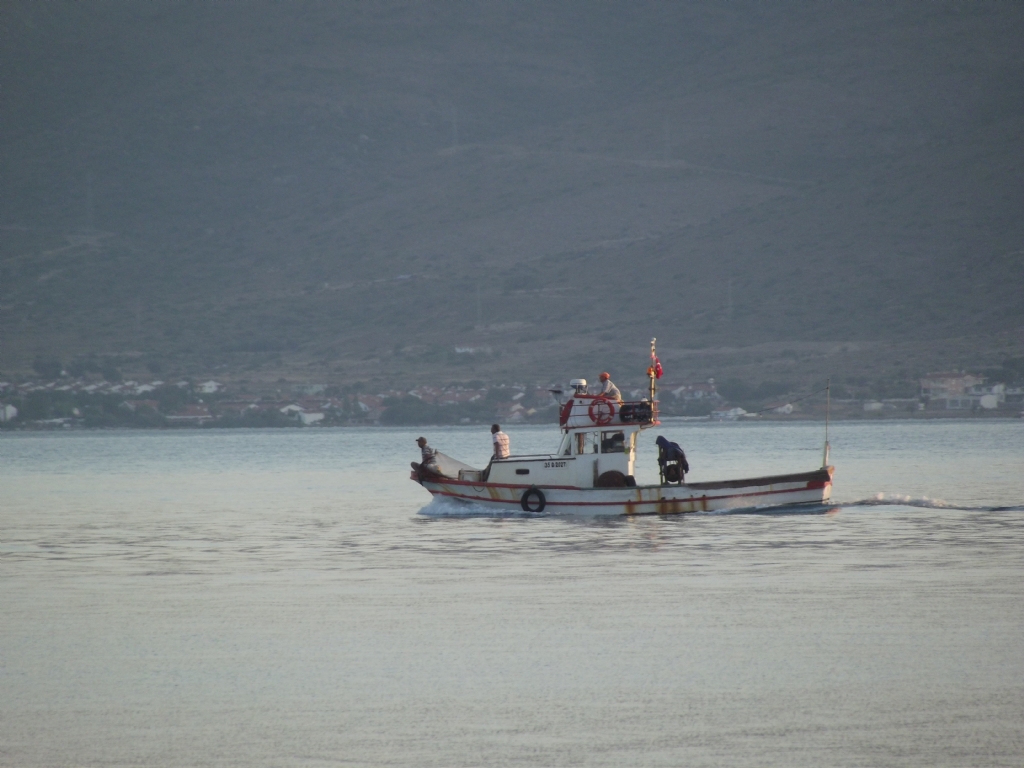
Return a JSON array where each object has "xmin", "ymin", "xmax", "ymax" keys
[{"xmin": 588, "ymin": 398, "xmax": 616, "ymax": 426}]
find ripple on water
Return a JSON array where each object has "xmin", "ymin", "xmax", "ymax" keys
[{"xmin": 2, "ymin": 423, "xmax": 1023, "ymax": 767}]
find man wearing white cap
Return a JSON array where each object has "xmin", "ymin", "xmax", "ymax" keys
[{"xmin": 415, "ymin": 436, "xmax": 439, "ymax": 472}]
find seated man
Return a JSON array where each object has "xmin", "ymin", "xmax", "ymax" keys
[
  {"xmin": 595, "ymin": 372, "xmax": 622, "ymax": 402},
  {"xmin": 412, "ymin": 436, "xmax": 440, "ymax": 475}
]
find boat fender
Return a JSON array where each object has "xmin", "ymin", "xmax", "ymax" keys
[
  {"xmin": 520, "ymin": 486, "xmax": 546, "ymax": 513},
  {"xmin": 588, "ymin": 397, "xmax": 616, "ymax": 426},
  {"xmin": 559, "ymin": 400, "xmax": 573, "ymax": 426}
]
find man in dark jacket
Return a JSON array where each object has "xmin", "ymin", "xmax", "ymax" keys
[{"xmin": 655, "ymin": 435, "xmax": 689, "ymax": 483}]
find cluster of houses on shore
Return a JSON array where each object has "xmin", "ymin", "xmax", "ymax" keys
[
  {"xmin": 916, "ymin": 372, "xmax": 1023, "ymax": 411},
  {"xmin": 1, "ymin": 371, "xmax": 1021, "ymax": 428},
  {"xmin": 0, "ymin": 377, "xmax": 726, "ymax": 427},
  {"xmin": 0, "ymin": 378, "xmax": 563, "ymax": 427},
  {"xmin": 716, "ymin": 372, "xmax": 1023, "ymax": 420},
  {"xmin": 0, "ymin": 378, "xmax": 226, "ymax": 426}
]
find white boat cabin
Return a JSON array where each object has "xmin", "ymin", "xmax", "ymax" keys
[{"xmin": 462, "ymin": 380, "xmax": 659, "ymax": 489}]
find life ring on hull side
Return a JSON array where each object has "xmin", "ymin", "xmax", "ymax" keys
[
  {"xmin": 588, "ymin": 398, "xmax": 616, "ymax": 426},
  {"xmin": 520, "ymin": 486, "xmax": 546, "ymax": 513}
]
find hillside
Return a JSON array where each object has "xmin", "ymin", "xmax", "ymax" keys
[{"xmin": 2, "ymin": 2, "xmax": 1022, "ymax": 393}]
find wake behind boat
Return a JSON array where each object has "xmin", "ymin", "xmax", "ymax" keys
[{"xmin": 411, "ymin": 340, "xmax": 834, "ymax": 516}]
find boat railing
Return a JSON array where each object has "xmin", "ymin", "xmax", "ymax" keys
[{"xmin": 559, "ymin": 396, "xmax": 658, "ymax": 429}]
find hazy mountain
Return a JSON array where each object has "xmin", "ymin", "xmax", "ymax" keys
[{"xmin": 2, "ymin": 2, "xmax": 1022, "ymax": 390}]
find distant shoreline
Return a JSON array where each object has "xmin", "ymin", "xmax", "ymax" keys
[{"xmin": 2, "ymin": 412, "xmax": 1020, "ymax": 433}]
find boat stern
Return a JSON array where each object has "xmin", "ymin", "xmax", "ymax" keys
[{"xmin": 822, "ymin": 465, "xmax": 835, "ymax": 501}]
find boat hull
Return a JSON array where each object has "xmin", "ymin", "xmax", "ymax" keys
[{"xmin": 415, "ymin": 466, "xmax": 834, "ymax": 516}]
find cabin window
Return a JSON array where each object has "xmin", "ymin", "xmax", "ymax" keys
[
  {"xmin": 558, "ymin": 433, "xmax": 572, "ymax": 456},
  {"xmin": 601, "ymin": 431, "xmax": 626, "ymax": 453},
  {"xmin": 574, "ymin": 431, "xmax": 600, "ymax": 454}
]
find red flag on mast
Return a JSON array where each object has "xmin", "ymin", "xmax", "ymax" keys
[{"xmin": 651, "ymin": 345, "xmax": 663, "ymax": 379}]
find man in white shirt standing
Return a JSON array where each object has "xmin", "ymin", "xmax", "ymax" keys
[{"xmin": 491, "ymin": 423, "xmax": 510, "ymax": 459}]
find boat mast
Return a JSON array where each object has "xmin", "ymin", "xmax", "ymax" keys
[
  {"xmin": 649, "ymin": 337, "xmax": 658, "ymax": 402},
  {"xmin": 822, "ymin": 377, "xmax": 831, "ymax": 467}
]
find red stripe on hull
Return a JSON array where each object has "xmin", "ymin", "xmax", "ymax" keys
[{"xmin": 424, "ymin": 479, "xmax": 832, "ymax": 513}]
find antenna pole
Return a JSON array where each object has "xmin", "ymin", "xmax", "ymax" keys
[
  {"xmin": 822, "ymin": 378, "xmax": 831, "ymax": 467},
  {"xmin": 649, "ymin": 337, "xmax": 657, "ymax": 402}
]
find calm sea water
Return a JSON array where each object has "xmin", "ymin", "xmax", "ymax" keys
[{"xmin": 2, "ymin": 420, "xmax": 1023, "ymax": 767}]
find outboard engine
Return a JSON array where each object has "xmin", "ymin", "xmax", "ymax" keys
[{"xmin": 570, "ymin": 378, "xmax": 588, "ymax": 396}]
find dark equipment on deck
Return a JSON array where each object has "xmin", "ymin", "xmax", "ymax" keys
[
  {"xmin": 656, "ymin": 435, "xmax": 689, "ymax": 485},
  {"xmin": 618, "ymin": 401, "xmax": 654, "ymax": 423}
]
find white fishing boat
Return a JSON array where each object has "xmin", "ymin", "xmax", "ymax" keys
[{"xmin": 411, "ymin": 340, "xmax": 834, "ymax": 516}]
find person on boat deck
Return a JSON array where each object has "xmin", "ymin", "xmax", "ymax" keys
[
  {"xmin": 491, "ymin": 424, "xmax": 510, "ymax": 459},
  {"xmin": 416, "ymin": 436, "xmax": 439, "ymax": 470},
  {"xmin": 655, "ymin": 435, "xmax": 689, "ymax": 477},
  {"xmin": 594, "ymin": 372, "xmax": 622, "ymax": 402}
]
